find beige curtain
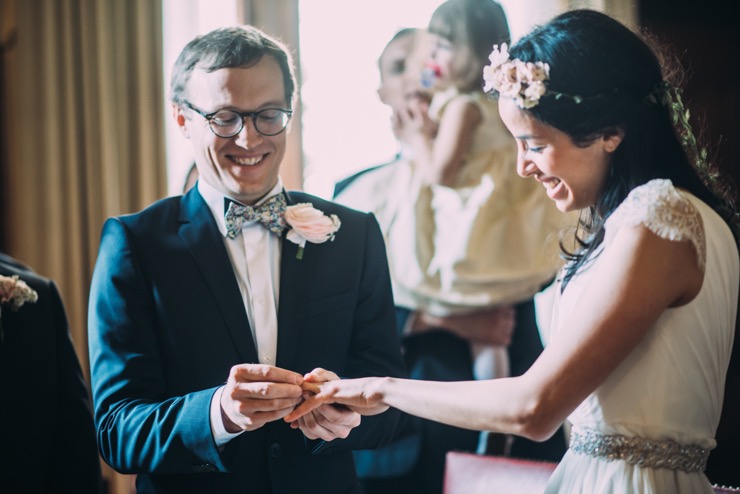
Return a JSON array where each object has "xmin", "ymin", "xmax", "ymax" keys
[
  {"xmin": 1, "ymin": 0, "xmax": 166, "ymax": 364},
  {"xmin": 1, "ymin": 0, "xmax": 166, "ymax": 492}
]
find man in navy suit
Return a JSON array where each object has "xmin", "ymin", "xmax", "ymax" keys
[
  {"xmin": 0, "ymin": 252, "xmax": 102, "ymax": 493},
  {"xmin": 88, "ymin": 25, "xmax": 406, "ymax": 494}
]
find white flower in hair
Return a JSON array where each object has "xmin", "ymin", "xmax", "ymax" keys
[{"xmin": 483, "ymin": 43, "xmax": 551, "ymax": 109}]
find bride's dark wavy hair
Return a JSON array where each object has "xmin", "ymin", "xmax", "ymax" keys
[{"xmin": 506, "ymin": 9, "xmax": 738, "ymax": 289}]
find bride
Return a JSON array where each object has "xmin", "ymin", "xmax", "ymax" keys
[{"xmin": 286, "ymin": 9, "xmax": 739, "ymax": 493}]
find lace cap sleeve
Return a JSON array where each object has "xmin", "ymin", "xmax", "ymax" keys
[{"xmin": 605, "ymin": 179, "xmax": 706, "ymax": 270}]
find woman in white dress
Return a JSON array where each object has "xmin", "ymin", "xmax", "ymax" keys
[{"xmin": 286, "ymin": 10, "xmax": 739, "ymax": 493}]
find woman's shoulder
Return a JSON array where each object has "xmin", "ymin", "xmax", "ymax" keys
[{"xmin": 606, "ymin": 178, "xmax": 705, "ymax": 269}]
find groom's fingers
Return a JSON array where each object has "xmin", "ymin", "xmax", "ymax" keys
[
  {"xmin": 222, "ymin": 383, "xmax": 303, "ymax": 410},
  {"xmin": 293, "ymin": 405, "xmax": 360, "ymax": 441},
  {"xmin": 313, "ymin": 404, "xmax": 360, "ymax": 433},
  {"xmin": 221, "ymin": 386, "xmax": 304, "ymax": 431},
  {"xmin": 231, "ymin": 364, "xmax": 303, "ymax": 385},
  {"xmin": 230, "ymin": 381, "xmax": 304, "ymax": 401},
  {"xmin": 250, "ymin": 406, "xmax": 303, "ymax": 426},
  {"xmin": 301, "ymin": 381, "xmax": 321, "ymax": 394},
  {"xmin": 296, "ymin": 411, "xmax": 321, "ymax": 440}
]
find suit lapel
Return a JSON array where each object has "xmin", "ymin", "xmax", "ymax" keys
[
  {"xmin": 276, "ymin": 191, "xmax": 308, "ymax": 367},
  {"xmin": 178, "ymin": 190, "xmax": 258, "ymax": 363}
]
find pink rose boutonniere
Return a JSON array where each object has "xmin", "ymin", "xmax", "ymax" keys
[
  {"xmin": 0, "ymin": 274, "xmax": 39, "ymax": 342},
  {"xmin": 284, "ymin": 203, "xmax": 341, "ymax": 260}
]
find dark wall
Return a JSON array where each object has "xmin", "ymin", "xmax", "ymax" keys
[
  {"xmin": 640, "ymin": 0, "xmax": 740, "ymax": 487},
  {"xmin": 0, "ymin": 33, "xmax": 9, "ymax": 251},
  {"xmin": 640, "ymin": 0, "xmax": 739, "ymax": 188}
]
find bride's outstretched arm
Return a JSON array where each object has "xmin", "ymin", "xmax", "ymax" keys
[
  {"xmin": 290, "ymin": 369, "xmax": 555, "ymax": 441},
  {"xmin": 287, "ymin": 224, "xmax": 702, "ymax": 441}
]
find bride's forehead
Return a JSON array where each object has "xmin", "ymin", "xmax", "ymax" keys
[{"xmin": 498, "ymin": 98, "xmax": 538, "ymax": 132}]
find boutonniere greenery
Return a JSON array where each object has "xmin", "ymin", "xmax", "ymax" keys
[
  {"xmin": 284, "ymin": 203, "xmax": 341, "ymax": 260},
  {"xmin": 0, "ymin": 274, "xmax": 39, "ymax": 342}
]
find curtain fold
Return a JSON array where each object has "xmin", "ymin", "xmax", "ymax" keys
[
  {"xmin": 2, "ymin": 2, "xmax": 166, "ymax": 492},
  {"xmin": 2, "ymin": 0, "xmax": 166, "ymax": 373}
]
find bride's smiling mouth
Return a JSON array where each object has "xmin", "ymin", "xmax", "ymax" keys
[{"xmin": 538, "ymin": 176, "xmax": 565, "ymax": 200}]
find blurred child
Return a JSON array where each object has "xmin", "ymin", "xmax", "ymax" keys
[{"xmin": 388, "ymin": 0, "xmax": 570, "ymax": 387}]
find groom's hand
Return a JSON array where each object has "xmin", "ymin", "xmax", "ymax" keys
[
  {"xmin": 291, "ymin": 403, "xmax": 361, "ymax": 441},
  {"xmin": 290, "ymin": 368, "xmax": 361, "ymax": 441},
  {"xmin": 220, "ymin": 364, "xmax": 304, "ymax": 433}
]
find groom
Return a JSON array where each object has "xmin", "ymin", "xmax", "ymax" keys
[{"xmin": 88, "ymin": 25, "xmax": 406, "ymax": 494}]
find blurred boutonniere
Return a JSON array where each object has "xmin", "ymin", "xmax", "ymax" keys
[
  {"xmin": 0, "ymin": 275, "xmax": 39, "ymax": 342},
  {"xmin": 284, "ymin": 203, "xmax": 341, "ymax": 260}
]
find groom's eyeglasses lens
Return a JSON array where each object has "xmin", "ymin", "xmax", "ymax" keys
[{"xmin": 184, "ymin": 101, "xmax": 292, "ymax": 138}]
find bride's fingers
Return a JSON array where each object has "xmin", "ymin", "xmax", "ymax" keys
[
  {"xmin": 303, "ymin": 367, "xmax": 339, "ymax": 383},
  {"xmin": 285, "ymin": 394, "xmax": 326, "ymax": 423}
]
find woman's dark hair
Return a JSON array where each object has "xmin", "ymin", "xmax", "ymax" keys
[
  {"xmin": 170, "ymin": 26, "xmax": 297, "ymax": 109},
  {"xmin": 429, "ymin": 0, "xmax": 510, "ymax": 92},
  {"xmin": 506, "ymin": 9, "xmax": 738, "ymax": 288}
]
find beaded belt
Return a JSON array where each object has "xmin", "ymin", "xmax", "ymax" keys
[{"xmin": 569, "ymin": 426, "xmax": 710, "ymax": 473}]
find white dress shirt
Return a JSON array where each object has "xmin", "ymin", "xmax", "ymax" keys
[{"xmin": 197, "ymin": 179, "xmax": 283, "ymax": 445}]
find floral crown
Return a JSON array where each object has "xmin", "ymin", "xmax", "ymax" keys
[
  {"xmin": 483, "ymin": 43, "xmax": 582, "ymax": 109},
  {"xmin": 483, "ymin": 45, "xmax": 719, "ymax": 206}
]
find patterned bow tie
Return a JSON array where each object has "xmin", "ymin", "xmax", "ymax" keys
[{"xmin": 224, "ymin": 193, "xmax": 287, "ymax": 239}]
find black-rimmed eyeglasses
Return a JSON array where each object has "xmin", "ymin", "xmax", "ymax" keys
[{"xmin": 183, "ymin": 101, "xmax": 292, "ymax": 138}]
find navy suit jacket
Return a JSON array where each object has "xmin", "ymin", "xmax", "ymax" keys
[
  {"xmin": 88, "ymin": 188, "xmax": 407, "ymax": 493},
  {"xmin": 0, "ymin": 253, "xmax": 102, "ymax": 493}
]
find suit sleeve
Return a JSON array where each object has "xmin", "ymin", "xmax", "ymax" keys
[
  {"xmin": 313, "ymin": 213, "xmax": 408, "ymax": 454},
  {"xmin": 49, "ymin": 280, "xmax": 103, "ymax": 493},
  {"xmin": 88, "ymin": 218, "xmax": 225, "ymax": 474}
]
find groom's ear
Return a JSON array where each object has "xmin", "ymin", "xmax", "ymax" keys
[{"xmin": 173, "ymin": 103, "xmax": 191, "ymax": 139}]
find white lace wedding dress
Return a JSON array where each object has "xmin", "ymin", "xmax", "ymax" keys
[{"xmin": 543, "ymin": 179, "xmax": 739, "ymax": 493}]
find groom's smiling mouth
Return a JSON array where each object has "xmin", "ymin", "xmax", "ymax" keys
[{"xmin": 231, "ymin": 155, "xmax": 265, "ymax": 166}]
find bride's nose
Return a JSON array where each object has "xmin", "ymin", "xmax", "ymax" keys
[{"xmin": 516, "ymin": 152, "xmax": 538, "ymax": 178}]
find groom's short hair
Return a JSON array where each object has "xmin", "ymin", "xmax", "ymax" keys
[{"xmin": 170, "ymin": 25, "xmax": 297, "ymax": 109}]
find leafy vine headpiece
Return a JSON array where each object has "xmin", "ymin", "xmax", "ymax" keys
[
  {"xmin": 647, "ymin": 81, "xmax": 711, "ymax": 176},
  {"xmin": 484, "ymin": 44, "xmax": 712, "ymax": 184}
]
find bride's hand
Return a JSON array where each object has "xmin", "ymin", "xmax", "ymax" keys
[{"xmin": 286, "ymin": 368, "xmax": 390, "ymax": 423}]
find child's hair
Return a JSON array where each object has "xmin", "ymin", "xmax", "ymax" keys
[
  {"xmin": 504, "ymin": 9, "xmax": 738, "ymax": 286},
  {"xmin": 428, "ymin": 0, "xmax": 510, "ymax": 92}
]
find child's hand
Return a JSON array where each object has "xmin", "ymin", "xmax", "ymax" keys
[{"xmin": 397, "ymin": 94, "xmax": 437, "ymax": 144}]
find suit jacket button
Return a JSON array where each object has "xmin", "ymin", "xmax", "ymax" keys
[
  {"xmin": 269, "ymin": 443, "xmax": 282, "ymax": 458},
  {"xmin": 192, "ymin": 463, "xmax": 216, "ymax": 472}
]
